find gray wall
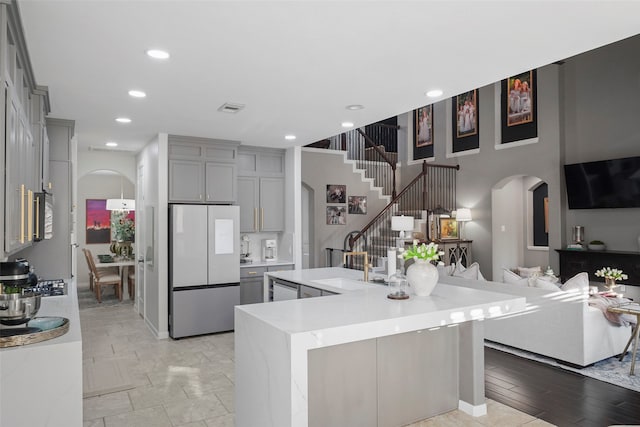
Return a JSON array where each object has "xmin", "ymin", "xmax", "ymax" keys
[
  {"xmin": 397, "ymin": 35, "xmax": 640, "ymax": 280},
  {"xmin": 562, "ymin": 35, "xmax": 640, "ymax": 250},
  {"xmin": 400, "ymin": 65, "xmax": 562, "ymax": 279}
]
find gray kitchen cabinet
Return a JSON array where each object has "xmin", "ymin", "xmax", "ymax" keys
[
  {"xmin": 308, "ymin": 339, "xmax": 378, "ymax": 427},
  {"xmin": 237, "ymin": 147, "xmax": 285, "ymax": 177},
  {"xmin": 377, "ymin": 327, "xmax": 459, "ymax": 427},
  {"xmin": 205, "ymin": 162, "xmax": 236, "ymax": 203},
  {"xmin": 308, "ymin": 326, "xmax": 459, "ymax": 427},
  {"xmin": 238, "ymin": 177, "xmax": 259, "ymax": 232},
  {"xmin": 240, "ymin": 266, "xmax": 267, "ymax": 305},
  {"xmin": 237, "ymin": 147, "xmax": 285, "ymax": 232},
  {"xmin": 169, "ymin": 159, "xmax": 204, "ymax": 202},
  {"xmin": 237, "ymin": 176, "xmax": 284, "ymax": 232},
  {"xmin": 168, "ymin": 136, "xmax": 238, "ymax": 203}
]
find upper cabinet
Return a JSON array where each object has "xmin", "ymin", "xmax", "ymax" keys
[
  {"xmin": 1, "ymin": 3, "xmax": 51, "ymax": 256},
  {"xmin": 168, "ymin": 135, "xmax": 239, "ymax": 204},
  {"xmin": 237, "ymin": 147, "xmax": 285, "ymax": 232}
]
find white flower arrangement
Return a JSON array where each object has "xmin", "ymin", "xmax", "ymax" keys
[
  {"xmin": 400, "ymin": 240, "xmax": 444, "ymax": 264},
  {"xmin": 594, "ymin": 267, "xmax": 628, "ymax": 281}
]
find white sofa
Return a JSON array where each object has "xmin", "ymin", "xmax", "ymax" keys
[{"xmin": 439, "ymin": 275, "xmax": 632, "ymax": 367}]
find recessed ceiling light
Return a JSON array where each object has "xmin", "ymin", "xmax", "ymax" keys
[
  {"xmin": 426, "ymin": 89, "xmax": 443, "ymax": 98},
  {"xmin": 342, "ymin": 122, "xmax": 354, "ymax": 128},
  {"xmin": 115, "ymin": 117, "xmax": 131, "ymax": 123},
  {"xmin": 146, "ymin": 49, "xmax": 170, "ymax": 59},
  {"xmin": 285, "ymin": 135, "xmax": 296, "ymax": 141},
  {"xmin": 345, "ymin": 104, "xmax": 364, "ymax": 110},
  {"xmin": 128, "ymin": 90, "xmax": 146, "ymax": 98},
  {"xmin": 105, "ymin": 141, "xmax": 118, "ymax": 147}
]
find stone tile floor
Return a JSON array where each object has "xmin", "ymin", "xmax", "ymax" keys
[{"xmin": 81, "ymin": 301, "xmax": 554, "ymax": 427}]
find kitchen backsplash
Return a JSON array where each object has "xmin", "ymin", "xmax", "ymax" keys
[{"xmin": 240, "ymin": 232, "xmax": 293, "ymax": 262}]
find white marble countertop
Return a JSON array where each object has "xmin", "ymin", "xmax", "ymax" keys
[
  {"xmin": 240, "ymin": 259, "xmax": 294, "ymax": 268},
  {"xmin": 235, "ymin": 267, "xmax": 527, "ymax": 427},
  {"xmin": 0, "ymin": 279, "xmax": 81, "ymax": 351},
  {"xmin": 243, "ymin": 266, "xmax": 525, "ymax": 339},
  {"xmin": 1, "ymin": 279, "xmax": 83, "ymax": 427}
]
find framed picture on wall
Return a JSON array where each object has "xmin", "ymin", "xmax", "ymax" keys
[
  {"xmin": 412, "ymin": 104, "xmax": 435, "ymax": 161},
  {"xmin": 348, "ymin": 196, "xmax": 367, "ymax": 214},
  {"xmin": 451, "ymin": 89, "xmax": 479, "ymax": 153},
  {"xmin": 439, "ymin": 218, "xmax": 458, "ymax": 239},
  {"xmin": 326, "ymin": 206, "xmax": 346, "ymax": 225},
  {"xmin": 86, "ymin": 199, "xmax": 111, "ymax": 244},
  {"xmin": 326, "ymin": 184, "xmax": 346, "ymax": 203},
  {"xmin": 500, "ymin": 69, "xmax": 538, "ymax": 144}
]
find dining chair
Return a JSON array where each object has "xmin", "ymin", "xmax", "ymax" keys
[
  {"xmin": 127, "ymin": 268, "xmax": 135, "ymax": 300},
  {"xmin": 85, "ymin": 249, "xmax": 123, "ymax": 302}
]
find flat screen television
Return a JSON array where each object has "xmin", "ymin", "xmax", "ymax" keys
[{"xmin": 564, "ymin": 156, "xmax": 640, "ymax": 209}]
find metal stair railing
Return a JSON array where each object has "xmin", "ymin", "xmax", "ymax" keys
[
  {"xmin": 346, "ymin": 161, "xmax": 459, "ymax": 268},
  {"xmin": 307, "ymin": 123, "xmax": 399, "ymax": 198}
]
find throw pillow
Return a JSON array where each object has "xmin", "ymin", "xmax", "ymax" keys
[
  {"xmin": 560, "ymin": 272, "xmax": 589, "ymax": 294},
  {"xmin": 502, "ymin": 268, "xmax": 529, "ymax": 287},
  {"xmin": 517, "ymin": 265, "xmax": 542, "ymax": 278},
  {"xmin": 453, "ymin": 261, "xmax": 486, "ymax": 281},
  {"xmin": 531, "ymin": 277, "xmax": 562, "ymax": 291},
  {"xmin": 437, "ymin": 264, "xmax": 454, "ymax": 277}
]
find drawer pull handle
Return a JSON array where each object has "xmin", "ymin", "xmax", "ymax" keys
[{"xmin": 248, "ymin": 271, "xmax": 258, "ymax": 275}]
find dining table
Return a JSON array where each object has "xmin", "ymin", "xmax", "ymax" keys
[{"xmin": 95, "ymin": 257, "xmax": 136, "ymax": 299}]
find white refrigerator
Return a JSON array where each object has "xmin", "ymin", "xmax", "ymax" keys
[{"xmin": 169, "ymin": 204, "xmax": 240, "ymax": 338}]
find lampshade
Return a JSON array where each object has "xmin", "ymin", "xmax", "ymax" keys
[
  {"xmin": 455, "ymin": 208, "xmax": 472, "ymax": 222},
  {"xmin": 106, "ymin": 198, "xmax": 135, "ymax": 211},
  {"xmin": 391, "ymin": 215, "xmax": 414, "ymax": 232}
]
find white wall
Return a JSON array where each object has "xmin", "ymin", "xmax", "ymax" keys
[
  {"xmin": 491, "ymin": 178, "xmax": 524, "ymax": 280},
  {"xmin": 137, "ymin": 134, "xmax": 169, "ymax": 339},
  {"xmin": 301, "ymin": 148, "xmax": 392, "ymax": 268}
]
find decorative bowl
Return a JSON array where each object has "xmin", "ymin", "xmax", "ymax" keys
[{"xmin": 588, "ymin": 243, "xmax": 606, "ymax": 251}]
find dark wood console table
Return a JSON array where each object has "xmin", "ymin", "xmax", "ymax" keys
[{"xmin": 556, "ymin": 249, "xmax": 640, "ymax": 286}]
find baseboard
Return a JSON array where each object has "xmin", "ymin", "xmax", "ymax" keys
[
  {"xmin": 144, "ymin": 317, "xmax": 169, "ymax": 339},
  {"xmin": 458, "ymin": 400, "xmax": 487, "ymax": 417}
]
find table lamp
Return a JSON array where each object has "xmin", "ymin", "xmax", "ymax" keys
[{"xmin": 455, "ymin": 208, "xmax": 472, "ymax": 239}]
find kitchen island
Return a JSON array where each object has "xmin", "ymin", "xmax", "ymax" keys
[
  {"xmin": 235, "ymin": 267, "xmax": 526, "ymax": 427},
  {"xmin": 0, "ymin": 279, "xmax": 82, "ymax": 427}
]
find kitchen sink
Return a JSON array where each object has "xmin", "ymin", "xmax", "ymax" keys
[{"xmin": 311, "ymin": 277, "xmax": 372, "ymax": 291}]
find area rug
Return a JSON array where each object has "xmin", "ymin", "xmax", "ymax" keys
[
  {"xmin": 83, "ymin": 359, "xmax": 134, "ymax": 398},
  {"xmin": 485, "ymin": 341, "xmax": 640, "ymax": 393}
]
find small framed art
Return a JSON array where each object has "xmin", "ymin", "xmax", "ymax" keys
[
  {"xmin": 326, "ymin": 185, "xmax": 346, "ymax": 203},
  {"xmin": 439, "ymin": 218, "xmax": 458, "ymax": 239},
  {"xmin": 348, "ymin": 196, "xmax": 367, "ymax": 214},
  {"xmin": 326, "ymin": 206, "xmax": 346, "ymax": 225}
]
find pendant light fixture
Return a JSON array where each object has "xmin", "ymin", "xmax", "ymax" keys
[{"xmin": 106, "ymin": 176, "xmax": 135, "ymax": 212}]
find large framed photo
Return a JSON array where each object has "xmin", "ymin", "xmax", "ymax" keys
[
  {"xmin": 412, "ymin": 105, "xmax": 434, "ymax": 161},
  {"xmin": 451, "ymin": 89, "xmax": 479, "ymax": 153},
  {"xmin": 326, "ymin": 206, "xmax": 346, "ymax": 225},
  {"xmin": 501, "ymin": 69, "xmax": 537, "ymax": 144},
  {"xmin": 326, "ymin": 184, "xmax": 346, "ymax": 203},
  {"xmin": 86, "ymin": 199, "xmax": 111, "ymax": 244},
  {"xmin": 439, "ymin": 218, "xmax": 458, "ymax": 239}
]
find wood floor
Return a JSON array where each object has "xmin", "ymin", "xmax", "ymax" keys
[{"xmin": 485, "ymin": 347, "xmax": 640, "ymax": 427}]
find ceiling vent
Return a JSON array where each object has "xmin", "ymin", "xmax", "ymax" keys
[{"xmin": 217, "ymin": 102, "xmax": 245, "ymax": 114}]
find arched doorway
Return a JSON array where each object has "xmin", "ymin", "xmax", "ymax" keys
[
  {"xmin": 77, "ymin": 169, "xmax": 135, "ymax": 299},
  {"xmin": 491, "ymin": 175, "xmax": 549, "ymax": 281}
]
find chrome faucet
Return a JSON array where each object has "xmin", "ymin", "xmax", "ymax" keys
[{"xmin": 343, "ymin": 251, "xmax": 369, "ymax": 282}]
